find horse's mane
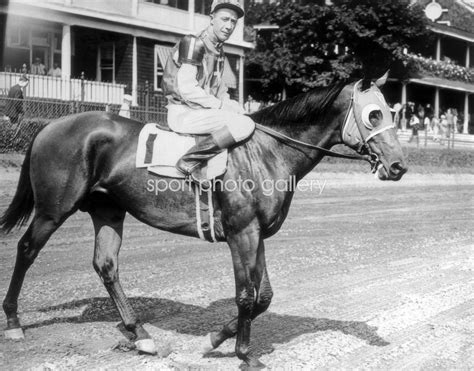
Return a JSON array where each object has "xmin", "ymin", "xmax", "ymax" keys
[{"xmin": 249, "ymin": 81, "xmax": 348, "ymax": 127}]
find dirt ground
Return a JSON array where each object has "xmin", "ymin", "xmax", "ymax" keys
[{"xmin": 0, "ymin": 161, "xmax": 473, "ymax": 370}]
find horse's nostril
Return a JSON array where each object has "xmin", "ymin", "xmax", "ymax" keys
[
  {"xmin": 392, "ymin": 162, "xmax": 402, "ymax": 170},
  {"xmin": 390, "ymin": 161, "xmax": 406, "ymax": 176}
]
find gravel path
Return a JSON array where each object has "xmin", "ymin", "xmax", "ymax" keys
[{"xmin": 0, "ymin": 167, "xmax": 473, "ymax": 370}]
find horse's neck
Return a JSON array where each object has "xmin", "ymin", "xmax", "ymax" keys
[{"xmin": 251, "ymin": 121, "xmax": 341, "ymax": 181}]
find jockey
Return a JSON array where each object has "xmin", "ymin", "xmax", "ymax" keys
[{"xmin": 162, "ymin": 0, "xmax": 255, "ymax": 182}]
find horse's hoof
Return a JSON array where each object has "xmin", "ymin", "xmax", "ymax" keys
[
  {"xmin": 199, "ymin": 333, "xmax": 215, "ymax": 354},
  {"xmin": 4, "ymin": 327, "xmax": 25, "ymax": 340},
  {"xmin": 135, "ymin": 338, "xmax": 157, "ymax": 355},
  {"xmin": 240, "ymin": 357, "xmax": 266, "ymax": 370}
]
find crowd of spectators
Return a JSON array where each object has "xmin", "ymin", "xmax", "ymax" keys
[
  {"xmin": 391, "ymin": 101, "xmax": 461, "ymax": 146},
  {"xmin": 5, "ymin": 58, "xmax": 62, "ymax": 77}
]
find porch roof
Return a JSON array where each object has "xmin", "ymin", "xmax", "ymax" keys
[{"xmin": 409, "ymin": 76, "xmax": 474, "ymax": 94}]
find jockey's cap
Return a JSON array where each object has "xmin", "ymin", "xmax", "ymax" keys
[{"xmin": 211, "ymin": 0, "xmax": 244, "ymax": 18}]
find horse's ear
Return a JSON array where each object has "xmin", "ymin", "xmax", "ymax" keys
[
  {"xmin": 375, "ymin": 71, "xmax": 389, "ymax": 87},
  {"xmin": 360, "ymin": 78, "xmax": 371, "ymax": 91}
]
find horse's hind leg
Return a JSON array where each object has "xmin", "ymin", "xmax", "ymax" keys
[
  {"xmin": 3, "ymin": 214, "xmax": 62, "ymax": 339},
  {"xmin": 88, "ymin": 195, "xmax": 157, "ymax": 355}
]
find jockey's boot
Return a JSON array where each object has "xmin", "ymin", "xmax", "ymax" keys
[{"xmin": 176, "ymin": 127, "xmax": 236, "ymax": 182}]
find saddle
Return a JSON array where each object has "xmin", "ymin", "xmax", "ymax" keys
[
  {"xmin": 136, "ymin": 123, "xmax": 226, "ymax": 243},
  {"xmin": 136, "ymin": 123, "xmax": 228, "ymax": 180}
]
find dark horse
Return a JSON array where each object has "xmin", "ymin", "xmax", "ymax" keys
[{"xmin": 1, "ymin": 75, "xmax": 406, "ymax": 368}]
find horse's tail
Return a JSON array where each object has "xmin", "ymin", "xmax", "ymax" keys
[{"xmin": 0, "ymin": 140, "xmax": 36, "ymax": 233}]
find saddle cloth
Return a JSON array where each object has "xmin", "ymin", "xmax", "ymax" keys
[{"xmin": 136, "ymin": 123, "xmax": 227, "ymax": 179}]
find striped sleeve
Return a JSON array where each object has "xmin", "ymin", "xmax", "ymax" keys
[{"xmin": 178, "ymin": 35, "xmax": 205, "ymax": 66}]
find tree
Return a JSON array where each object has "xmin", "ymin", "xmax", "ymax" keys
[{"xmin": 244, "ymin": 0, "xmax": 433, "ymax": 101}]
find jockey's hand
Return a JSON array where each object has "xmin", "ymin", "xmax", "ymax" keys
[{"xmin": 221, "ymin": 99, "xmax": 245, "ymax": 114}]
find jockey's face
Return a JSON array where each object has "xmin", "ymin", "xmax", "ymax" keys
[{"xmin": 210, "ymin": 8, "xmax": 238, "ymax": 43}]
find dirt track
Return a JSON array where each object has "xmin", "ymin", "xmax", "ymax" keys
[{"xmin": 0, "ymin": 167, "xmax": 473, "ymax": 370}]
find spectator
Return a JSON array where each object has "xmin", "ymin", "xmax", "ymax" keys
[
  {"xmin": 446, "ymin": 108, "xmax": 454, "ymax": 143},
  {"xmin": 439, "ymin": 113, "xmax": 448, "ymax": 145},
  {"xmin": 404, "ymin": 102, "xmax": 415, "ymax": 132},
  {"xmin": 4, "ymin": 74, "xmax": 29, "ymax": 124},
  {"xmin": 118, "ymin": 94, "xmax": 133, "ymax": 118},
  {"xmin": 417, "ymin": 104, "xmax": 425, "ymax": 130},
  {"xmin": 244, "ymin": 95, "xmax": 261, "ymax": 113},
  {"xmin": 48, "ymin": 63, "xmax": 62, "ymax": 77},
  {"xmin": 424, "ymin": 103, "xmax": 434, "ymax": 133},
  {"xmin": 425, "ymin": 103, "xmax": 433, "ymax": 120},
  {"xmin": 432, "ymin": 115, "xmax": 440, "ymax": 142},
  {"xmin": 400, "ymin": 104, "xmax": 407, "ymax": 131},
  {"xmin": 452, "ymin": 108, "xmax": 460, "ymax": 134},
  {"xmin": 393, "ymin": 102, "xmax": 402, "ymax": 130},
  {"xmin": 31, "ymin": 57, "xmax": 46, "ymax": 75},
  {"xmin": 407, "ymin": 113, "xmax": 420, "ymax": 147},
  {"xmin": 21, "ymin": 63, "xmax": 28, "ymax": 74}
]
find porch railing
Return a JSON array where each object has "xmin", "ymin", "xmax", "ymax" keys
[{"xmin": 0, "ymin": 72, "xmax": 126, "ymax": 104}]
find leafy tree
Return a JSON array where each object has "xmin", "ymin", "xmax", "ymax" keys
[{"xmin": 244, "ymin": 0, "xmax": 433, "ymax": 101}]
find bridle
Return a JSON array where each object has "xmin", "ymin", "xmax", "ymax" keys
[{"xmin": 256, "ymin": 80, "xmax": 394, "ymax": 173}]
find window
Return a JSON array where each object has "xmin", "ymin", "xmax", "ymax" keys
[
  {"xmin": 154, "ymin": 45, "xmax": 173, "ymax": 91},
  {"xmin": 53, "ymin": 32, "xmax": 62, "ymax": 52},
  {"xmin": 195, "ymin": 0, "xmax": 212, "ymax": 14},
  {"xmin": 144, "ymin": 0, "xmax": 189, "ymax": 11},
  {"xmin": 98, "ymin": 43, "xmax": 115, "ymax": 82},
  {"xmin": 7, "ymin": 25, "xmax": 29, "ymax": 49}
]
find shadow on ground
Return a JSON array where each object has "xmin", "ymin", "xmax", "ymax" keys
[{"xmin": 25, "ymin": 296, "xmax": 389, "ymax": 356}]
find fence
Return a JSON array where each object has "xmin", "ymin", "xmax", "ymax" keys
[
  {"xmin": 0, "ymin": 72, "xmax": 169, "ymax": 124},
  {"xmin": 0, "ymin": 93, "xmax": 167, "ymax": 153},
  {"xmin": 0, "ymin": 96, "xmax": 167, "ymax": 123},
  {"xmin": 0, "ymin": 72, "xmax": 126, "ymax": 104}
]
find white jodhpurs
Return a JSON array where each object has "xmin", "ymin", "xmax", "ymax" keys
[{"xmin": 167, "ymin": 104, "xmax": 255, "ymax": 142}]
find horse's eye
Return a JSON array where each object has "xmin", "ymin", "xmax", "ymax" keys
[
  {"xmin": 369, "ymin": 110, "xmax": 383, "ymax": 127},
  {"xmin": 361, "ymin": 104, "xmax": 382, "ymax": 130}
]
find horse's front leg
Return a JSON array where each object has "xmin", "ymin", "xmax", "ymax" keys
[
  {"xmin": 226, "ymin": 222, "xmax": 267, "ymax": 369},
  {"xmin": 89, "ymin": 198, "xmax": 157, "ymax": 355},
  {"xmin": 209, "ymin": 238, "xmax": 273, "ymax": 350}
]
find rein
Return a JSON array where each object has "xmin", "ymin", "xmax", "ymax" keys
[
  {"xmin": 255, "ymin": 124, "xmax": 372, "ymax": 163},
  {"xmin": 254, "ymin": 81, "xmax": 395, "ymax": 173}
]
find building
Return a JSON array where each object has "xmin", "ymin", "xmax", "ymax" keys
[
  {"xmin": 0, "ymin": 0, "xmax": 253, "ymax": 106},
  {"xmin": 250, "ymin": 0, "xmax": 473, "ymax": 133},
  {"xmin": 384, "ymin": 0, "xmax": 473, "ymax": 133}
]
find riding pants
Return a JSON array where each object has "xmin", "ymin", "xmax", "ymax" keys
[{"xmin": 167, "ymin": 104, "xmax": 255, "ymax": 142}]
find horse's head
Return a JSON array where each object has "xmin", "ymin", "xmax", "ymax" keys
[{"xmin": 341, "ymin": 73, "xmax": 407, "ymax": 181}]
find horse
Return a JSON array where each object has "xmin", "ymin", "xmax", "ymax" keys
[{"xmin": 1, "ymin": 74, "xmax": 407, "ymax": 368}]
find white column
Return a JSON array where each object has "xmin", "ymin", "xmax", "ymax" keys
[
  {"xmin": 131, "ymin": 0, "xmax": 138, "ymax": 17},
  {"xmin": 188, "ymin": 0, "xmax": 195, "ymax": 31},
  {"xmin": 466, "ymin": 43, "xmax": 470, "ymax": 68},
  {"xmin": 61, "ymin": 24, "xmax": 71, "ymax": 100},
  {"xmin": 463, "ymin": 93, "xmax": 469, "ymax": 134},
  {"xmin": 434, "ymin": 87, "xmax": 440, "ymax": 118},
  {"xmin": 401, "ymin": 81, "xmax": 407, "ymax": 106},
  {"xmin": 132, "ymin": 36, "xmax": 138, "ymax": 106},
  {"xmin": 436, "ymin": 35, "xmax": 441, "ymax": 61},
  {"xmin": 61, "ymin": 24, "xmax": 71, "ymax": 78},
  {"xmin": 96, "ymin": 46, "xmax": 101, "ymax": 81},
  {"xmin": 239, "ymin": 55, "xmax": 244, "ymax": 105}
]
